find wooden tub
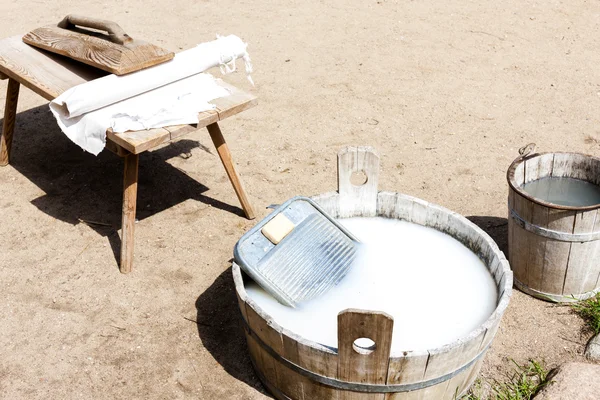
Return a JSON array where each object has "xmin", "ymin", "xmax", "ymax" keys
[
  {"xmin": 233, "ymin": 147, "xmax": 512, "ymax": 399},
  {"xmin": 507, "ymin": 151, "xmax": 600, "ymax": 302}
]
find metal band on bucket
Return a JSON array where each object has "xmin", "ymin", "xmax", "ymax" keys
[
  {"xmin": 241, "ymin": 317, "xmax": 491, "ymax": 393},
  {"xmin": 509, "ymin": 207, "xmax": 600, "ymax": 242}
]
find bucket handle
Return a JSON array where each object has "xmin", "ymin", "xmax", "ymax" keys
[
  {"xmin": 337, "ymin": 309, "xmax": 394, "ymax": 384},
  {"xmin": 337, "ymin": 146, "xmax": 380, "ymax": 217},
  {"xmin": 515, "ymin": 142, "xmax": 537, "ymax": 162}
]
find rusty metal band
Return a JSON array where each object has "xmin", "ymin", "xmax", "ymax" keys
[
  {"xmin": 509, "ymin": 208, "xmax": 600, "ymax": 242},
  {"xmin": 241, "ymin": 317, "xmax": 491, "ymax": 393}
]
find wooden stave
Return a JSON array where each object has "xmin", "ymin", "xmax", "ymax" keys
[{"xmin": 233, "ymin": 191, "xmax": 512, "ymax": 399}]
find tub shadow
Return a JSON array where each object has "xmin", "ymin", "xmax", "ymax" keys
[
  {"xmin": 195, "ymin": 266, "xmax": 269, "ymax": 396},
  {"xmin": 466, "ymin": 216, "xmax": 508, "ymax": 255},
  {"xmin": 4, "ymin": 105, "xmax": 245, "ymax": 268}
]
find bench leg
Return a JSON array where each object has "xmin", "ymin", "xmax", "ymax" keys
[
  {"xmin": 207, "ymin": 122, "xmax": 256, "ymax": 220},
  {"xmin": 120, "ymin": 153, "xmax": 139, "ymax": 274},
  {"xmin": 0, "ymin": 79, "xmax": 20, "ymax": 166}
]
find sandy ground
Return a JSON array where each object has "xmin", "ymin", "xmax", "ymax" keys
[{"xmin": 1, "ymin": 0, "xmax": 599, "ymax": 398}]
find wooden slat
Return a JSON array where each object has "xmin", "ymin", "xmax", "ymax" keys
[
  {"xmin": 107, "ymin": 82, "xmax": 257, "ymax": 154},
  {"xmin": 524, "ymin": 155, "xmax": 540, "ymax": 184},
  {"xmin": 0, "ymin": 35, "xmax": 104, "ymax": 100},
  {"xmin": 338, "ymin": 309, "xmax": 393, "ymax": 400},
  {"xmin": 312, "ymin": 192, "xmax": 341, "ymax": 218},
  {"xmin": 376, "ymin": 192, "xmax": 398, "ymax": 218},
  {"xmin": 508, "ymin": 187, "xmax": 514, "ymax": 266},
  {"xmin": 541, "ymin": 209, "xmax": 575, "ymax": 294},
  {"xmin": 457, "ymin": 357, "xmax": 485, "ymax": 399},
  {"xmin": 207, "ymin": 122, "xmax": 256, "ymax": 220},
  {"xmin": 564, "ymin": 209, "xmax": 599, "ymax": 295},
  {"xmin": 551, "ymin": 153, "xmax": 572, "ymax": 178},
  {"xmin": 282, "ymin": 330, "xmax": 339, "ymax": 399},
  {"xmin": 422, "ymin": 334, "xmax": 485, "ymax": 383},
  {"xmin": 166, "ymin": 123, "xmax": 205, "ymax": 141},
  {"xmin": 338, "ymin": 146, "xmax": 380, "ymax": 218},
  {"xmin": 232, "ymin": 264, "xmax": 249, "ymax": 323},
  {"xmin": 245, "ymin": 300, "xmax": 284, "ymax": 392},
  {"xmin": 0, "ymin": 78, "xmax": 20, "ymax": 166},
  {"xmin": 245, "ymin": 333, "xmax": 280, "ymax": 396},
  {"xmin": 106, "ymin": 126, "xmax": 172, "ymax": 154},
  {"xmin": 120, "ymin": 153, "xmax": 139, "ymax": 273},
  {"xmin": 442, "ymin": 365, "xmax": 476, "ymax": 399},
  {"xmin": 526, "ymin": 202, "xmax": 548, "ymax": 291},
  {"xmin": 103, "ymin": 138, "xmax": 129, "ymax": 157},
  {"xmin": 393, "ymin": 194, "xmax": 415, "ymax": 222},
  {"xmin": 386, "ymin": 350, "xmax": 429, "ymax": 386},
  {"xmin": 212, "ymin": 80, "xmax": 259, "ymax": 120},
  {"xmin": 586, "ymin": 216, "xmax": 600, "ymax": 292},
  {"xmin": 278, "ymin": 332, "xmax": 305, "ymax": 400},
  {"xmin": 537, "ymin": 153, "xmax": 555, "ymax": 179},
  {"xmin": 408, "ymin": 199, "xmax": 428, "ymax": 227},
  {"xmin": 510, "ymin": 193, "xmax": 532, "ymax": 286}
]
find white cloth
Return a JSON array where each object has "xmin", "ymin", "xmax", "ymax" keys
[{"xmin": 49, "ymin": 35, "xmax": 252, "ymax": 155}]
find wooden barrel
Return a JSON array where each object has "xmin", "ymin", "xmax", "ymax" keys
[
  {"xmin": 232, "ymin": 147, "xmax": 512, "ymax": 399},
  {"xmin": 507, "ymin": 151, "xmax": 600, "ymax": 302}
]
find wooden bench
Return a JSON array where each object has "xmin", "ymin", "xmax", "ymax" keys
[{"xmin": 0, "ymin": 35, "xmax": 256, "ymax": 273}]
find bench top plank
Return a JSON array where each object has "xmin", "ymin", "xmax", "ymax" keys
[
  {"xmin": 0, "ymin": 35, "xmax": 257, "ymax": 155},
  {"xmin": 0, "ymin": 35, "xmax": 105, "ymax": 100}
]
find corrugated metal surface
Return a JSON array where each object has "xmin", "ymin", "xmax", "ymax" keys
[
  {"xmin": 234, "ymin": 197, "xmax": 358, "ymax": 307},
  {"xmin": 256, "ymin": 212, "xmax": 356, "ymax": 306}
]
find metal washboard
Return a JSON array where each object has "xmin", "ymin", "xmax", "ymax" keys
[{"xmin": 234, "ymin": 196, "xmax": 359, "ymax": 307}]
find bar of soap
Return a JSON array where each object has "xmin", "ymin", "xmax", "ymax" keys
[{"xmin": 262, "ymin": 213, "xmax": 295, "ymax": 244}]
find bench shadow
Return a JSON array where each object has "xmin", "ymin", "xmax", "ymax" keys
[
  {"xmin": 195, "ymin": 266, "xmax": 270, "ymax": 396},
  {"xmin": 4, "ymin": 105, "xmax": 245, "ymax": 269},
  {"xmin": 466, "ymin": 215, "xmax": 509, "ymax": 255}
]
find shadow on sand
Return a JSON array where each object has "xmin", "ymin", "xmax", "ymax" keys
[
  {"xmin": 466, "ymin": 215, "xmax": 509, "ymax": 255},
  {"xmin": 195, "ymin": 266, "xmax": 269, "ymax": 396},
  {"xmin": 5, "ymin": 105, "xmax": 244, "ymax": 269}
]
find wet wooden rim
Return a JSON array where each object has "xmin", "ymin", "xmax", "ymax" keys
[{"xmin": 506, "ymin": 151, "xmax": 600, "ymax": 211}]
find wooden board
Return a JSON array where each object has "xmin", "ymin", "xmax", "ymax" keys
[
  {"xmin": 106, "ymin": 80, "xmax": 257, "ymax": 154},
  {"xmin": 0, "ymin": 78, "xmax": 20, "ymax": 166},
  {"xmin": 338, "ymin": 146, "xmax": 380, "ymax": 218},
  {"xmin": 23, "ymin": 26, "xmax": 173, "ymax": 75},
  {"xmin": 0, "ymin": 35, "xmax": 104, "ymax": 100}
]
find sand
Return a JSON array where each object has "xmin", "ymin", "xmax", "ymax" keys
[{"xmin": 0, "ymin": 0, "xmax": 597, "ymax": 398}]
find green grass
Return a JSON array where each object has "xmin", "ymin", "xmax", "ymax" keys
[
  {"xmin": 462, "ymin": 360, "xmax": 550, "ymax": 400},
  {"xmin": 571, "ymin": 293, "xmax": 600, "ymax": 335}
]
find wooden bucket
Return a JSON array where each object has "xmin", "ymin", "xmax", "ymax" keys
[
  {"xmin": 233, "ymin": 147, "xmax": 512, "ymax": 399},
  {"xmin": 507, "ymin": 150, "xmax": 600, "ymax": 302}
]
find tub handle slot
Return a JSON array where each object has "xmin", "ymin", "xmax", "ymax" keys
[
  {"xmin": 338, "ymin": 308, "xmax": 394, "ymax": 385},
  {"xmin": 337, "ymin": 146, "xmax": 380, "ymax": 217}
]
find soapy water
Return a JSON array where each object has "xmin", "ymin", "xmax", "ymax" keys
[
  {"xmin": 245, "ymin": 217, "xmax": 498, "ymax": 354},
  {"xmin": 521, "ymin": 177, "xmax": 600, "ymax": 207}
]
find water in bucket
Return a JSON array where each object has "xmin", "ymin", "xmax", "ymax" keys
[{"xmin": 521, "ymin": 177, "xmax": 600, "ymax": 207}]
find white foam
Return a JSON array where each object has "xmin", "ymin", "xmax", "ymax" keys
[{"xmin": 245, "ymin": 217, "xmax": 498, "ymax": 354}]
